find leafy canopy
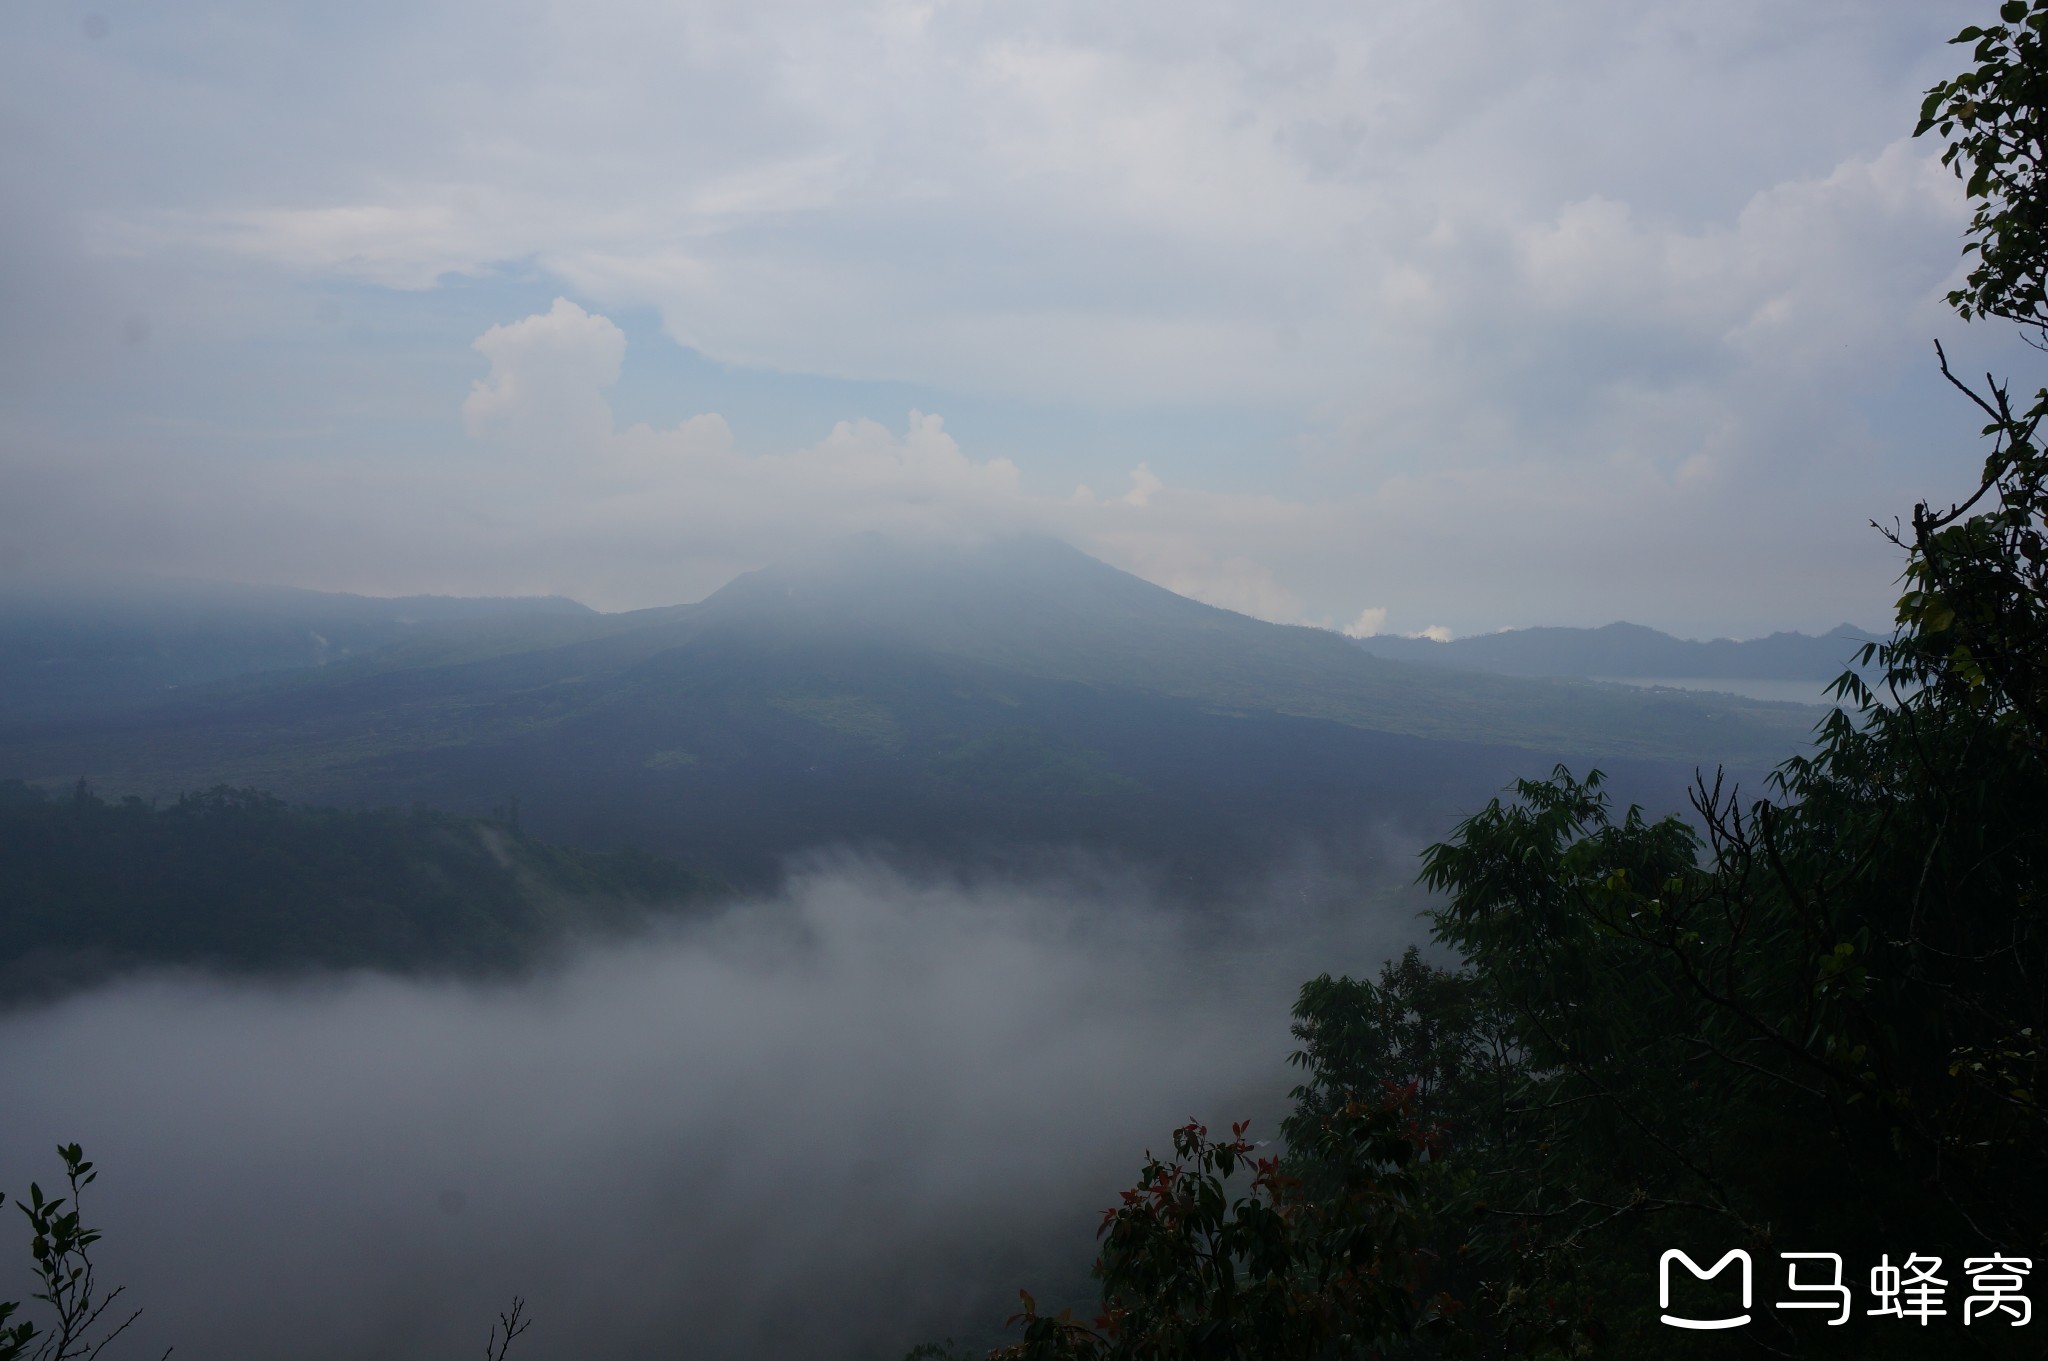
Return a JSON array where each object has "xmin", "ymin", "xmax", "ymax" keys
[{"xmin": 1920, "ymin": 0, "xmax": 2048, "ymax": 334}]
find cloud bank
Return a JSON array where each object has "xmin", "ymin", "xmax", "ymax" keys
[{"xmin": 0, "ymin": 858, "xmax": 1416, "ymax": 1361}]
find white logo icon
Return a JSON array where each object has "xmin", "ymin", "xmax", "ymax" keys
[{"xmin": 1660, "ymin": 1249, "xmax": 1752, "ymax": 1330}]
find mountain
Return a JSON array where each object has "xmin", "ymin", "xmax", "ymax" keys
[
  {"xmin": 1348, "ymin": 619, "xmax": 1882, "ymax": 681},
  {"xmin": 0, "ymin": 536, "xmax": 1830, "ymax": 894},
  {"xmin": 0, "ymin": 579, "xmax": 596, "ymax": 720},
  {"xmin": 633, "ymin": 535, "xmax": 1830, "ymax": 754}
]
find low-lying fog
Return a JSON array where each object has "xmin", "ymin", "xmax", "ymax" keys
[{"xmin": 0, "ymin": 853, "xmax": 1421, "ymax": 1361}]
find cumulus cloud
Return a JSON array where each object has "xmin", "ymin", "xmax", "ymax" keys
[
  {"xmin": 779, "ymin": 410, "xmax": 1021, "ymax": 499},
  {"xmin": 0, "ymin": 859, "xmax": 1416, "ymax": 1361},
  {"xmin": 463, "ymin": 299, "xmax": 628, "ymax": 449}
]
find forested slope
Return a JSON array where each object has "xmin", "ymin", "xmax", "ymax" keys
[{"xmin": 0, "ymin": 780, "xmax": 722, "ymax": 997}]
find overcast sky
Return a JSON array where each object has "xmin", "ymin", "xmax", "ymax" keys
[{"xmin": 0, "ymin": 0, "xmax": 2028, "ymax": 638}]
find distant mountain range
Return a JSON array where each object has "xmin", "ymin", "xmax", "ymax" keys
[
  {"xmin": 0, "ymin": 536, "xmax": 1831, "ymax": 894},
  {"xmin": 1349, "ymin": 620, "xmax": 1882, "ymax": 682}
]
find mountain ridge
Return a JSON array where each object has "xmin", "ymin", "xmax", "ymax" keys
[
  {"xmin": 0, "ymin": 534, "xmax": 1831, "ymax": 892},
  {"xmin": 1349, "ymin": 617, "xmax": 1883, "ymax": 681}
]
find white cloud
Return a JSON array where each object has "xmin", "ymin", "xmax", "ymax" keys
[
  {"xmin": 1119, "ymin": 463, "xmax": 1163, "ymax": 508},
  {"xmin": 1342, "ymin": 607, "xmax": 1387, "ymax": 638},
  {"xmin": 781, "ymin": 410, "xmax": 1021, "ymax": 498},
  {"xmin": 463, "ymin": 299, "xmax": 628, "ymax": 449}
]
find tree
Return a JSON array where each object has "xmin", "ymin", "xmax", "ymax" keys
[
  {"xmin": 0, "ymin": 1146, "xmax": 162, "ymax": 1361},
  {"xmin": 993, "ymin": 1096, "xmax": 1452, "ymax": 1361},
  {"xmin": 1284, "ymin": 949, "xmax": 1518, "ymax": 1156},
  {"xmin": 1918, "ymin": 0, "xmax": 2048, "ymax": 337},
  {"xmin": 1909, "ymin": 0, "xmax": 2048, "ymax": 737}
]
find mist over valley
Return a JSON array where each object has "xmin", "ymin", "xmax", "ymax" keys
[{"xmin": 0, "ymin": 856, "xmax": 1417, "ymax": 1360}]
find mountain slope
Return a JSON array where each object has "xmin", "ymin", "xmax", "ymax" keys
[
  {"xmin": 0, "ymin": 779, "xmax": 721, "ymax": 996},
  {"xmin": 0, "ymin": 536, "xmax": 1830, "ymax": 892},
  {"xmin": 1348, "ymin": 618, "xmax": 1881, "ymax": 681},
  {"xmin": 646, "ymin": 535, "xmax": 1826, "ymax": 761},
  {"xmin": 0, "ymin": 580, "xmax": 598, "ymax": 720}
]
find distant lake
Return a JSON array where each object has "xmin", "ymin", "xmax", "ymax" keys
[{"xmin": 1592, "ymin": 676, "xmax": 1845, "ymax": 706}]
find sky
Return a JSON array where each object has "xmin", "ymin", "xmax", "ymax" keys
[{"xmin": 0, "ymin": 0, "xmax": 2032, "ymax": 639}]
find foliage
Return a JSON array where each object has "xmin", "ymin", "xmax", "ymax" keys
[
  {"xmin": 1413, "ymin": 761, "xmax": 2039, "ymax": 1355},
  {"xmin": 992, "ymin": 1097, "xmax": 1451, "ymax": 1361},
  {"xmin": 1917, "ymin": 0, "xmax": 2048, "ymax": 334},
  {"xmin": 1284, "ymin": 950, "xmax": 1518, "ymax": 1174},
  {"xmin": 0, "ymin": 1146, "xmax": 161, "ymax": 1361},
  {"xmin": 1892, "ymin": 343, "xmax": 2048, "ymax": 742}
]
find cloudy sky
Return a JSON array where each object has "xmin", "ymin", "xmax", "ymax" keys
[{"xmin": 0, "ymin": 0, "xmax": 2027, "ymax": 638}]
